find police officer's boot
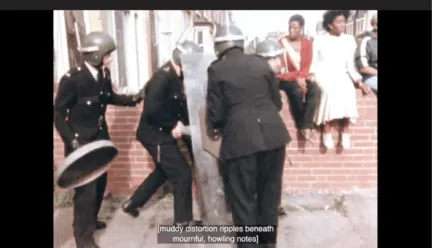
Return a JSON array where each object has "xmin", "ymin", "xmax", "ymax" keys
[{"xmin": 121, "ymin": 198, "xmax": 140, "ymax": 218}]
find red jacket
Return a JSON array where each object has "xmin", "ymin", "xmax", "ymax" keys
[{"xmin": 277, "ymin": 36, "xmax": 313, "ymax": 82}]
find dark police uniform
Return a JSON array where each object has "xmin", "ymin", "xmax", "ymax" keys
[
  {"xmin": 54, "ymin": 64, "xmax": 136, "ymax": 247},
  {"xmin": 207, "ymin": 48, "xmax": 291, "ymax": 247},
  {"xmin": 255, "ymin": 38, "xmax": 292, "ymax": 217},
  {"xmin": 123, "ymin": 61, "xmax": 194, "ymax": 224}
]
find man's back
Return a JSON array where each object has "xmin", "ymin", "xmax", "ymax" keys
[{"xmin": 207, "ymin": 48, "xmax": 291, "ymax": 160}]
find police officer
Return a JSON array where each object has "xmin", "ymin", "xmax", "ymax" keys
[
  {"xmin": 121, "ymin": 40, "xmax": 201, "ymax": 226},
  {"xmin": 255, "ymin": 39, "xmax": 289, "ymax": 217},
  {"xmin": 206, "ymin": 25, "xmax": 291, "ymax": 247},
  {"xmin": 54, "ymin": 32, "xmax": 141, "ymax": 248}
]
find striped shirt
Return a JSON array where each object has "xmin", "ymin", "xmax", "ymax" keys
[{"xmin": 355, "ymin": 35, "xmax": 378, "ymax": 81}]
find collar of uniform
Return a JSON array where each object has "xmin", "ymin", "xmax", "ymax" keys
[
  {"xmin": 85, "ymin": 61, "xmax": 99, "ymax": 81},
  {"xmin": 222, "ymin": 47, "xmax": 243, "ymax": 59}
]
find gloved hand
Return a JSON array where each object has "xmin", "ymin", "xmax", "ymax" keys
[
  {"xmin": 132, "ymin": 89, "xmax": 145, "ymax": 104},
  {"xmin": 70, "ymin": 139, "xmax": 81, "ymax": 151},
  {"xmin": 177, "ymin": 121, "xmax": 191, "ymax": 136}
]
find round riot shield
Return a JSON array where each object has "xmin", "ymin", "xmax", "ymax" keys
[{"xmin": 55, "ymin": 140, "xmax": 118, "ymax": 189}]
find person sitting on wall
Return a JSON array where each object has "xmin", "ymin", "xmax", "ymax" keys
[
  {"xmin": 355, "ymin": 13, "xmax": 378, "ymax": 95},
  {"xmin": 310, "ymin": 10, "xmax": 371, "ymax": 149},
  {"xmin": 277, "ymin": 14, "xmax": 321, "ymax": 142}
]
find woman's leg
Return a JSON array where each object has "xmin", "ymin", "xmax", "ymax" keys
[
  {"xmin": 322, "ymin": 122, "xmax": 334, "ymax": 148},
  {"xmin": 340, "ymin": 118, "xmax": 351, "ymax": 148}
]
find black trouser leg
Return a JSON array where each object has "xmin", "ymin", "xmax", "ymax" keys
[
  {"xmin": 219, "ymin": 159, "xmax": 231, "ymax": 211},
  {"xmin": 63, "ymin": 146, "xmax": 97, "ymax": 247},
  {"xmin": 303, "ymin": 81, "xmax": 321, "ymax": 129},
  {"xmin": 256, "ymin": 147, "xmax": 286, "ymax": 245},
  {"xmin": 143, "ymin": 142, "xmax": 193, "ymax": 222},
  {"xmin": 128, "ymin": 163, "xmax": 168, "ymax": 208},
  {"xmin": 181, "ymin": 135, "xmax": 195, "ymax": 164},
  {"xmin": 73, "ymin": 180, "xmax": 97, "ymax": 247},
  {"xmin": 226, "ymin": 154, "xmax": 260, "ymax": 248},
  {"xmin": 94, "ymin": 172, "xmax": 107, "ymax": 219},
  {"xmin": 279, "ymin": 81, "xmax": 305, "ymax": 130}
]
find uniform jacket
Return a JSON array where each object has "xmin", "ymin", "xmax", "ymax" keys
[
  {"xmin": 54, "ymin": 63, "xmax": 136, "ymax": 155},
  {"xmin": 136, "ymin": 61, "xmax": 189, "ymax": 145},
  {"xmin": 206, "ymin": 48, "xmax": 291, "ymax": 160}
]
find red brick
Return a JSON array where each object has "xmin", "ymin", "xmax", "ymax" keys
[{"xmin": 54, "ymin": 89, "xmax": 377, "ymax": 194}]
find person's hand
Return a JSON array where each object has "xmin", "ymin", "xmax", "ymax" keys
[
  {"xmin": 171, "ymin": 122, "xmax": 182, "ymax": 139},
  {"xmin": 356, "ymin": 80, "xmax": 372, "ymax": 95},
  {"xmin": 132, "ymin": 89, "xmax": 145, "ymax": 104},
  {"xmin": 296, "ymin": 77, "xmax": 307, "ymax": 92}
]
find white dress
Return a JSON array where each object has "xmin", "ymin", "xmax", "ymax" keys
[{"xmin": 310, "ymin": 32, "xmax": 362, "ymax": 125}]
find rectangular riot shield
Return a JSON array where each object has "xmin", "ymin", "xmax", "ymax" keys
[{"xmin": 181, "ymin": 52, "xmax": 231, "ymax": 225}]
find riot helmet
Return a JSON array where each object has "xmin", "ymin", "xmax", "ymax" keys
[
  {"xmin": 213, "ymin": 24, "xmax": 245, "ymax": 58},
  {"xmin": 79, "ymin": 32, "xmax": 116, "ymax": 67},
  {"xmin": 172, "ymin": 40, "xmax": 203, "ymax": 66},
  {"xmin": 255, "ymin": 39, "xmax": 285, "ymax": 59}
]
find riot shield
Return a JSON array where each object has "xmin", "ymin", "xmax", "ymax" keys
[{"xmin": 181, "ymin": 52, "xmax": 231, "ymax": 225}]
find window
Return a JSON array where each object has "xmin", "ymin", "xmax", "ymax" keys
[
  {"xmin": 102, "ymin": 10, "xmax": 149, "ymax": 93},
  {"xmin": 64, "ymin": 11, "xmax": 87, "ymax": 69},
  {"xmin": 196, "ymin": 31, "xmax": 204, "ymax": 47},
  {"xmin": 184, "ymin": 11, "xmax": 192, "ymax": 28},
  {"xmin": 345, "ymin": 23, "xmax": 351, "ymax": 35},
  {"xmin": 54, "ymin": 10, "xmax": 91, "ymax": 83},
  {"xmin": 154, "ymin": 11, "xmax": 174, "ymax": 67},
  {"xmin": 54, "ymin": 10, "xmax": 70, "ymax": 83}
]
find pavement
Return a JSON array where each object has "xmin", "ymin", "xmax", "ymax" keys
[{"xmin": 54, "ymin": 191, "xmax": 377, "ymax": 248}]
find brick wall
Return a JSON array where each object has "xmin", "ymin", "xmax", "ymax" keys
[{"xmin": 54, "ymin": 90, "xmax": 377, "ymax": 195}]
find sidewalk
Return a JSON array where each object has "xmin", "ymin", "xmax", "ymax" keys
[{"xmin": 54, "ymin": 191, "xmax": 377, "ymax": 248}]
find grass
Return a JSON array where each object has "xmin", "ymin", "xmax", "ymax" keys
[
  {"xmin": 330, "ymin": 195, "xmax": 348, "ymax": 217},
  {"xmin": 54, "ymin": 190, "xmax": 73, "ymax": 208}
]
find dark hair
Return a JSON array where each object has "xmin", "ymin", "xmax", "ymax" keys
[
  {"xmin": 322, "ymin": 10, "xmax": 350, "ymax": 32},
  {"xmin": 289, "ymin": 14, "xmax": 305, "ymax": 27}
]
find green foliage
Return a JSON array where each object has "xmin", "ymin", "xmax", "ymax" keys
[{"xmin": 54, "ymin": 190, "xmax": 73, "ymax": 208}]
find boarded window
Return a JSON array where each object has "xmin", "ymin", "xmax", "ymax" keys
[
  {"xmin": 64, "ymin": 11, "xmax": 86, "ymax": 68},
  {"xmin": 114, "ymin": 11, "xmax": 128, "ymax": 89}
]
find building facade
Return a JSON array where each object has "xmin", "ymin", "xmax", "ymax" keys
[
  {"xmin": 53, "ymin": 10, "xmax": 229, "ymax": 93},
  {"xmin": 314, "ymin": 10, "xmax": 377, "ymax": 37},
  {"xmin": 345, "ymin": 10, "xmax": 377, "ymax": 36}
]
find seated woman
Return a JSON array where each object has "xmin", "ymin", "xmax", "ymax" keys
[
  {"xmin": 310, "ymin": 10, "xmax": 370, "ymax": 149},
  {"xmin": 277, "ymin": 14, "xmax": 321, "ymax": 141}
]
